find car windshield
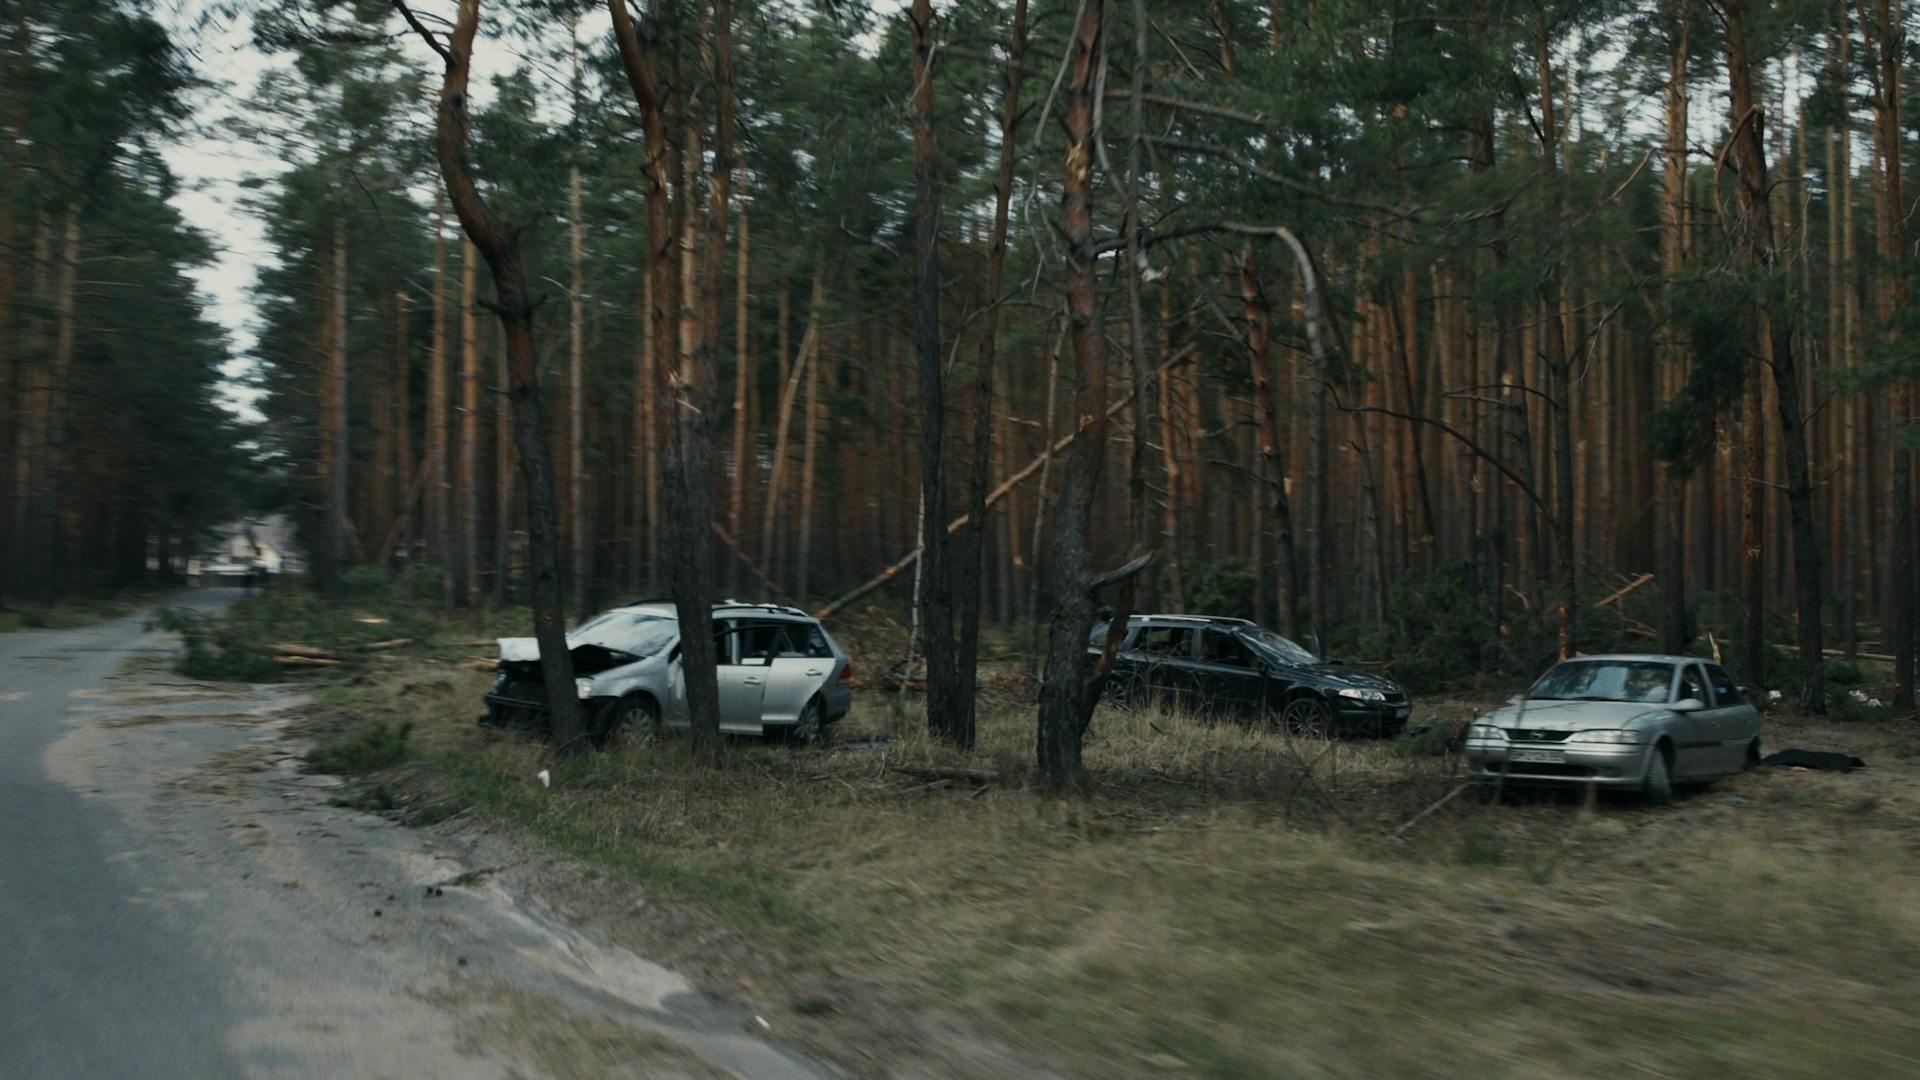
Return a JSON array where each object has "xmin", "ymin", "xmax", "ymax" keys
[
  {"xmin": 568, "ymin": 612, "xmax": 678, "ymax": 657},
  {"xmin": 1527, "ymin": 660, "xmax": 1674, "ymax": 704},
  {"xmin": 1239, "ymin": 628, "xmax": 1319, "ymax": 666}
]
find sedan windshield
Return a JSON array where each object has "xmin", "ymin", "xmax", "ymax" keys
[
  {"xmin": 568, "ymin": 612, "xmax": 678, "ymax": 657},
  {"xmin": 1528, "ymin": 660, "xmax": 1673, "ymax": 704},
  {"xmin": 1239, "ymin": 628, "xmax": 1320, "ymax": 666}
]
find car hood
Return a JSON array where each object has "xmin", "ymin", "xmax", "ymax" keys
[
  {"xmin": 1487, "ymin": 700, "xmax": 1664, "ymax": 731},
  {"xmin": 495, "ymin": 637, "xmax": 643, "ymax": 676},
  {"xmin": 1297, "ymin": 666, "xmax": 1403, "ymax": 695}
]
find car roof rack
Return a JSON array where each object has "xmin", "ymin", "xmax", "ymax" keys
[
  {"xmin": 714, "ymin": 599, "xmax": 813, "ymax": 618},
  {"xmin": 1132, "ymin": 613, "xmax": 1256, "ymax": 626}
]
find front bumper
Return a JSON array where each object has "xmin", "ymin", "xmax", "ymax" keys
[
  {"xmin": 1464, "ymin": 738, "xmax": 1651, "ymax": 787},
  {"xmin": 1333, "ymin": 700, "xmax": 1414, "ymax": 737}
]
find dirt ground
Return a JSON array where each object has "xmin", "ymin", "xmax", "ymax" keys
[{"xmin": 296, "ymin": 657, "xmax": 1920, "ymax": 1080}]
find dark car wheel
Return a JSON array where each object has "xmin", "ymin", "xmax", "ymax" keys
[
  {"xmin": 786, "ymin": 698, "xmax": 826, "ymax": 747},
  {"xmin": 1280, "ymin": 696, "xmax": 1333, "ymax": 738},
  {"xmin": 597, "ymin": 695, "xmax": 658, "ymax": 750},
  {"xmin": 1643, "ymin": 747, "xmax": 1674, "ymax": 806}
]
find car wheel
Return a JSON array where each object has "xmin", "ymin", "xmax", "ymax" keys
[
  {"xmin": 598, "ymin": 695, "xmax": 658, "ymax": 750},
  {"xmin": 788, "ymin": 698, "xmax": 826, "ymax": 747},
  {"xmin": 1280, "ymin": 696, "xmax": 1333, "ymax": 738},
  {"xmin": 1643, "ymin": 746, "xmax": 1673, "ymax": 807}
]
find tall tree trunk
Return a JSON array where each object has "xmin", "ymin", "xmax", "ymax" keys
[
  {"xmin": 1868, "ymin": 0, "xmax": 1915, "ymax": 706},
  {"xmin": 1243, "ymin": 246, "xmax": 1302, "ymax": 637},
  {"xmin": 797, "ymin": 326, "xmax": 820, "ymax": 600},
  {"xmin": 0, "ymin": 15, "xmax": 28, "ymax": 592},
  {"xmin": 569, "ymin": 161, "xmax": 587, "ymax": 609},
  {"xmin": 428, "ymin": 196, "xmax": 453, "ymax": 608},
  {"xmin": 327, "ymin": 219, "xmax": 350, "ymax": 602},
  {"xmin": 403, "ymin": 0, "xmax": 584, "ymax": 747},
  {"xmin": 1037, "ymin": 0, "xmax": 1110, "ymax": 793},
  {"xmin": 461, "ymin": 238, "xmax": 481, "ymax": 613},
  {"xmin": 945, "ymin": 0, "xmax": 1029, "ymax": 750},
  {"xmin": 393, "ymin": 290, "xmax": 414, "ymax": 569},
  {"xmin": 1657, "ymin": 0, "xmax": 1691, "ymax": 655},
  {"xmin": 494, "ymin": 330, "xmax": 515, "ymax": 601},
  {"xmin": 1533, "ymin": 10, "xmax": 1577, "ymax": 658},
  {"xmin": 910, "ymin": 0, "xmax": 962, "ymax": 745},
  {"xmin": 1716, "ymin": 0, "xmax": 1826, "ymax": 714},
  {"xmin": 728, "ymin": 174, "xmax": 750, "ymax": 594},
  {"xmin": 610, "ymin": 0, "xmax": 723, "ymax": 762},
  {"xmin": 759, "ymin": 256, "xmax": 822, "ymax": 578}
]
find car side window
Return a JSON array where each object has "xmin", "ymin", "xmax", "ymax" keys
[
  {"xmin": 801, "ymin": 624, "xmax": 834, "ymax": 660},
  {"xmin": 712, "ymin": 620, "xmax": 739, "ymax": 665},
  {"xmin": 1677, "ymin": 665, "xmax": 1706, "ymax": 704},
  {"xmin": 1706, "ymin": 664, "xmax": 1740, "ymax": 706},
  {"xmin": 1198, "ymin": 629, "xmax": 1253, "ymax": 669},
  {"xmin": 1136, "ymin": 625, "xmax": 1193, "ymax": 659},
  {"xmin": 731, "ymin": 622, "xmax": 791, "ymax": 663}
]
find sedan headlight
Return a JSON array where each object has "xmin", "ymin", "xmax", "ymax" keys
[
  {"xmin": 1468, "ymin": 723, "xmax": 1507, "ymax": 740},
  {"xmin": 1572, "ymin": 729, "xmax": 1642, "ymax": 744},
  {"xmin": 574, "ymin": 677, "xmax": 595, "ymax": 700},
  {"xmin": 1337, "ymin": 687, "xmax": 1387, "ymax": 702}
]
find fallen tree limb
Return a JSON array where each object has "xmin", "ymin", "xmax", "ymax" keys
[
  {"xmin": 817, "ymin": 350, "xmax": 1191, "ymax": 621},
  {"xmin": 276, "ymin": 655, "xmax": 343, "ymax": 668},
  {"xmin": 1393, "ymin": 782, "xmax": 1472, "ymax": 838},
  {"xmin": 365, "ymin": 638, "xmax": 413, "ymax": 651},
  {"xmin": 1594, "ymin": 573, "xmax": 1654, "ymax": 609},
  {"xmin": 892, "ymin": 765, "xmax": 1001, "ymax": 785},
  {"xmin": 710, "ymin": 522, "xmax": 789, "ymax": 601},
  {"xmin": 270, "ymin": 643, "xmax": 340, "ymax": 660}
]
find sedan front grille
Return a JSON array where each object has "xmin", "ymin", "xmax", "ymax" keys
[{"xmin": 1505, "ymin": 728, "xmax": 1572, "ymax": 743}]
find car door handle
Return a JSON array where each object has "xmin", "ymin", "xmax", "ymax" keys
[
  {"xmin": 804, "ymin": 669, "xmax": 824, "ymax": 677},
  {"xmin": 742, "ymin": 677, "xmax": 763, "ymax": 686}
]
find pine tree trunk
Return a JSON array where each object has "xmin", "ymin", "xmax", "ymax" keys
[
  {"xmin": 0, "ymin": 15, "xmax": 25, "ymax": 593},
  {"xmin": 1717, "ymin": 0, "xmax": 1826, "ymax": 714},
  {"xmin": 1037, "ymin": 0, "xmax": 1110, "ymax": 794},
  {"xmin": 425, "ymin": 0, "xmax": 584, "ymax": 749},
  {"xmin": 1657, "ymin": 0, "xmax": 1690, "ymax": 655},
  {"xmin": 460, "ymin": 238, "xmax": 480, "ymax": 610},
  {"xmin": 495, "ymin": 330, "xmax": 515, "ymax": 602},
  {"xmin": 797, "ymin": 326, "xmax": 820, "ymax": 600},
  {"xmin": 1868, "ymin": 0, "xmax": 1915, "ymax": 705},
  {"xmin": 728, "ymin": 176, "xmax": 750, "ymax": 594},
  {"xmin": 429, "ymin": 197, "xmax": 453, "ymax": 609},
  {"xmin": 393, "ymin": 290, "xmax": 414, "ymax": 569},
  {"xmin": 569, "ymin": 162, "xmax": 587, "ymax": 609},
  {"xmin": 327, "ymin": 219, "xmax": 350, "ymax": 602}
]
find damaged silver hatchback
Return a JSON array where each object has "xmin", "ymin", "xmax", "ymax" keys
[{"xmin": 483, "ymin": 600, "xmax": 854, "ymax": 746}]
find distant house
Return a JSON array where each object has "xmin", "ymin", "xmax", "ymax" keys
[{"xmin": 189, "ymin": 516, "xmax": 306, "ymax": 584}]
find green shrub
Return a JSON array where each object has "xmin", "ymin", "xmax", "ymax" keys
[
  {"xmin": 1188, "ymin": 560, "xmax": 1259, "ymax": 622},
  {"xmin": 306, "ymin": 721, "xmax": 412, "ymax": 775},
  {"xmin": 152, "ymin": 605, "xmax": 281, "ymax": 681}
]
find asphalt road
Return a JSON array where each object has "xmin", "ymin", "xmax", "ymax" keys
[
  {"xmin": 1, "ymin": 588, "xmax": 245, "ymax": 1079},
  {"xmin": 0, "ymin": 589, "xmax": 827, "ymax": 1080}
]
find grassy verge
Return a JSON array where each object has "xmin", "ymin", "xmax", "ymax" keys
[{"xmin": 304, "ymin": 657, "xmax": 1920, "ymax": 1079}]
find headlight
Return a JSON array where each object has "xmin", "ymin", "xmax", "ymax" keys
[
  {"xmin": 574, "ymin": 677, "xmax": 595, "ymax": 700},
  {"xmin": 1337, "ymin": 688, "xmax": 1386, "ymax": 702},
  {"xmin": 1572, "ymin": 729, "xmax": 1642, "ymax": 744},
  {"xmin": 1468, "ymin": 724, "xmax": 1507, "ymax": 740}
]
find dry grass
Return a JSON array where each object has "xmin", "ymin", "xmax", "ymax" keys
[{"xmin": 311, "ymin": 662, "xmax": 1920, "ymax": 1079}]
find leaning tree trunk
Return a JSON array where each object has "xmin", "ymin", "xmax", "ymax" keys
[
  {"xmin": 399, "ymin": 0, "xmax": 585, "ymax": 748},
  {"xmin": 1656, "ymin": 0, "xmax": 1691, "ymax": 655},
  {"xmin": 1868, "ymin": 0, "xmax": 1915, "ymax": 706},
  {"xmin": 1716, "ymin": 0, "xmax": 1825, "ymax": 715},
  {"xmin": 1036, "ymin": 0, "xmax": 1112, "ymax": 794}
]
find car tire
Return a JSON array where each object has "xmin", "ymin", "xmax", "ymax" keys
[
  {"xmin": 1280, "ymin": 696, "xmax": 1333, "ymax": 739},
  {"xmin": 787, "ymin": 698, "xmax": 826, "ymax": 747},
  {"xmin": 1643, "ymin": 746, "xmax": 1673, "ymax": 807},
  {"xmin": 598, "ymin": 694, "xmax": 658, "ymax": 750}
]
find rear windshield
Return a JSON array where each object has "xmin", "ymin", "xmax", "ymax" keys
[
  {"xmin": 568, "ymin": 612, "xmax": 679, "ymax": 657},
  {"xmin": 1528, "ymin": 660, "xmax": 1674, "ymax": 704}
]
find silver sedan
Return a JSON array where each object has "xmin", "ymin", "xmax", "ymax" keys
[{"xmin": 1464, "ymin": 655, "xmax": 1764, "ymax": 804}]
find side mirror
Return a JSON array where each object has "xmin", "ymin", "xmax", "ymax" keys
[
  {"xmin": 668, "ymin": 645, "xmax": 683, "ymax": 664},
  {"xmin": 1671, "ymin": 697, "xmax": 1705, "ymax": 713}
]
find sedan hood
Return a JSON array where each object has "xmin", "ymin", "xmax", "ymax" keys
[
  {"xmin": 1301, "ymin": 666, "xmax": 1402, "ymax": 695},
  {"xmin": 495, "ymin": 637, "xmax": 642, "ymax": 676},
  {"xmin": 1488, "ymin": 700, "xmax": 1663, "ymax": 731}
]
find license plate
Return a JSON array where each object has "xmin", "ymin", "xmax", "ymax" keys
[{"xmin": 1510, "ymin": 748, "xmax": 1565, "ymax": 765}]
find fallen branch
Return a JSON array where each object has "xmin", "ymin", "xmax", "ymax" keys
[
  {"xmin": 1594, "ymin": 573, "xmax": 1654, "ymax": 609},
  {"xmin": 365, "ymin": 638, "xmax": 414, "ymax": 651},
  {"xmin": 277, "ymin": 655, "xmax": 343, "ymax": 668},
  {"xmin": 1393, "ymin": 782, "xmax": 1472, "ymax": 838},
  {"xmin": 271, "ymin": 643, "xmax": 340, "ymax": 661},
  {"xmin": 892, "ymin": 765, "xmax": 1001, "ymax": 786}
]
